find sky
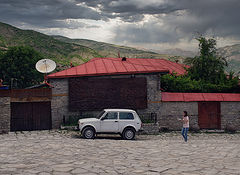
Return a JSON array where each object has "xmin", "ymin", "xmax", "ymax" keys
[{"xmin": 0, "ymin": 0, "xmax": 240, "ymax": 52}]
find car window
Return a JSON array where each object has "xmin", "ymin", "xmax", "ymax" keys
[
  {"xmin": 119, "ymin": 112, "xmax": 134, "ymax": 120},
  {"xmin": 103, "ymin": 112, "xmax": 118, "ymax": 120},
  {"xmin": 96, "ymin": 110, "xmax": 105, "ymax": 119}
]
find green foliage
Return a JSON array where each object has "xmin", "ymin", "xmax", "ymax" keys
[
  {"xmin": 162, "ymin": 37, "xmax": 240, "ymax": 93},
  {"xmin": 161, "ymin": 73, "xmax": 239, "ymax": 93},
  {"xmin": 185, "ymin": 36, "xmax": 228, "ymax": 84},
  {"xmin": 0, "ymin": 46, "xmax": 43, "ymax": 88}
]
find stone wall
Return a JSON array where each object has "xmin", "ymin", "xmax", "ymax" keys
[
  {"xmin": 221, "ymin": 102, "xmax": 240, "ymax": 130},
  {"xmin": 50, "ymin": 78, "xmax": 69, "ymax": 128},
  {"xmin": 158, "ymin": 102, "xmax": 199, "ymax": 130},
  {"xmin": 140, "ymin": 123, "xmax": 160, "ymax": 134},
  {"xmin": 0, "ymin": 97, "xmax": 11, "ymax": 134},
  {"xmin": 49, "ymin": 75, "xmax": 240, "ymax": 132},
  {"xmin": 49, "ymin": 74, "xmax": 162, "ymax": 128}
]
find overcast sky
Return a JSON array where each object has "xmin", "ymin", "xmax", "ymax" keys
[{"xmin": 0, "ymin": 0, "xmax": 240, "ymax": 51}]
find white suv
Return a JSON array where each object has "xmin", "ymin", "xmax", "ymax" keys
[{"xmin": 78, "ymin": 109, "xmax": 142, "ymax": 140}]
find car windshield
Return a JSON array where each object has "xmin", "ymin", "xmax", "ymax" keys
[{"xmin": 96, "ymin": 110, "xmax": 105, "ymax": 119}]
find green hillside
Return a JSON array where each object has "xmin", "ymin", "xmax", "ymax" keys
[
  {"xmin": 0, "ymin": 22, "xmax": 175, "ymax": 71},
  {"xmin": 53, "ymin": 35, "xmax": 171, "ymax": 59},
  {"xmin": 1, "ymin": 21, "xmax": 239, "ymax": 73},
  {"xmin": 0, "ymin": 22, "xmax": 101, "ymax": 69}
]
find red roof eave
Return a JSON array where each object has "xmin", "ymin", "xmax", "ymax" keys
[
  {"xmin": 162, "ymin": 92, "xmax": 240, "ymax": 102},
  {"xmin": 48, "ymin": 69, "xmax": 170, "ymax": 79}
]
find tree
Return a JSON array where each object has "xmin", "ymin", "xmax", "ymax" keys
[
  {"xmin": 161, "ymin": 36, "xmax": 239, "ymax": 93},
  {"xmin": 185, "ymin": 36, "xmax": 228, "ymax": 84},
  {"xmin": 0, "ymin": 46, "xmax": 43, "ymax": 88}
]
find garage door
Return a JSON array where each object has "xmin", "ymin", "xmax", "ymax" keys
[
  {"xmin": 198, "ymin": 102, "xmax": 221, "ymax": 129},
  {"xmin": 11, "ymin": 102, "xmax": 52, "ymax": 131}
]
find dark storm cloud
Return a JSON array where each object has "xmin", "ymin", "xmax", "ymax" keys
[
  {"xmin": 0, "ymin": 0, "xmax": 104, "ymax": 29},
  {"xmin": 0, "ymin": 0, "xmax": 239, "ymax": 44},
  {"xmin": 77, "ymin": 0, "xmax": 181, "ymax": 22},
  {"xmin": 114, "ymin": 21, "xmax": 179, "ymax": 43},
  {"xmin": 110, "ymin": 0, "xmax": 240, "ymax": 44}
]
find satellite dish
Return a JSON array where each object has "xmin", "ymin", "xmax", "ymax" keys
[{"xmin": 36, "ymin": 59, "xmax": 56, "ymax": 74}]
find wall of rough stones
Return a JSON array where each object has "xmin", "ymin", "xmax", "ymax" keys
[
  {"xmin": 221, "ymin": 102, "xmax": 240, "ymax": 130},
  {"xmin": 49, "ymin": 74, "xmax": 162, "ymax": 129},
  {"xmin": 0, "ymin": 97, "xmax": 11, "ymax": 134},
  {"xmin": 158, "ymin": 102, "xmax": 199, "ymax": 130},
  {"xmin": 50, "ymin": 78, "xmax": 69, "ymax": 128},
  {"xmin": 49, "ymin": 75, "xmax": 240, "ymax": 131},
  {"xmin": 140, "ymin": 123, "xmax": 160, "ymax": 134}
]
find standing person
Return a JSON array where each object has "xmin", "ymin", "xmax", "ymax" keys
[{"xmin": 181, "ymin": 111, "xmax": 189, "ymax": 142}]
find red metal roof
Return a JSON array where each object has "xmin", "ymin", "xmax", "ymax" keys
[
  {"xmin": 162, "ymin": 92, "xmax": 240, "ymax": 102},
  {"xmin": 48, "ymin": 57, "xmax": 187, "ymax": 78}
]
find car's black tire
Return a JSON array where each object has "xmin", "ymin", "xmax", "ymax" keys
[
  {"xmin": 82, "ymin": 126, "xmax": 95, "ymax": 139},
  {"xmin": 122, "ymin": 128, "xmax": 136, "ymax": 140}
]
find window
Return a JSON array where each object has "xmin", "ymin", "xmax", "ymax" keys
[
  {"xmin": 119, "ymin": 112, "xmax": 134, "ymax": 120},
  {"xmin": 96, "ymin": 111, "xmax": 105, "ymax": 119},
  {"xmin": 103, "ymin": 112, "xmax": 118, "ymax": 120}
]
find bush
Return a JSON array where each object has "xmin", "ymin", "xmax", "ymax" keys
[{"xmin": 161, "ymin": 74, "xmax": 239, "ymax": 93}]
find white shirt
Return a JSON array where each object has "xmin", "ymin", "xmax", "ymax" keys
[{"xmin": 183, "ymin": 116, "xmax": 189, "ymax": 128}]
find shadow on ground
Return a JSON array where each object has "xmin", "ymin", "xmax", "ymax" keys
[{"xmin": 71, "ymin": 133, "xmax": 148, "ymax": 141}]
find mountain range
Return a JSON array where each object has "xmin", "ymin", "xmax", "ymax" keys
[{"xmin": 0, "ymin": 21, "xmax": 239, "ymax": 73}]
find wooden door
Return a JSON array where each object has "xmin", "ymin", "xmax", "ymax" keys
[
  {"xmin": 11, "ymin": 102, "xmax": 51, "ymax": 131},
  {"xmin": 198, "ymin": 102, "xmax": 221, "ymax": 129},
  {"xmin": 11, "ymin": 102, "xmax": 33, "ymax": 131}
]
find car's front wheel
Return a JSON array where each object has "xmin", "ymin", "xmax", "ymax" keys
[
  {"xmin": 122, "ymin": 128, "xmax": 136, "ymax": 140},
  {"xmin": 82, "ymin": 126, "xmax": 95, "ymax": 139}
]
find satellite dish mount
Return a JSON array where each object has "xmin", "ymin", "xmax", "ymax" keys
[{"xmin": 35, "ymin": 59, "xmax": 56, "ymax": 86}]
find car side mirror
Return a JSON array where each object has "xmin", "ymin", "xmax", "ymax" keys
[{"xmin": 101, "ymin": 117, "xmax": 106, "ymax": 121}]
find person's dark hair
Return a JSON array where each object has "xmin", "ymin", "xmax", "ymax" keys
[{"xmin": 183, "ymin": 111, "xmax": 188, "ymax": 116}]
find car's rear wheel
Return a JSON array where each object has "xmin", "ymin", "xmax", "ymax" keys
[
  {"xmin": 122, "ymin": 128, "xmax": 136, "ymax": 140},
  {"xmin": 82, "ymin": 126, "xmax": 95, "ymax": 139}
]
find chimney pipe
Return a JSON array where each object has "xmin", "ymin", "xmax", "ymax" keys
[{"xmin": 122, "ymin": 57, "xmax": 127, "ymax": 61}]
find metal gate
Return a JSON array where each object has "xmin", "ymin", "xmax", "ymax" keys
[
  {"xmin": 11, "ymin": 102, "xmax": 52, "ymax": 131},
  {"xmin": 198, "ymin": 102, "xmax": 221, "ymax": 129}
]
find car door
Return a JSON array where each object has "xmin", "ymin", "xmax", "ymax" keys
[
  {"xmin": 100, "ymin": 112, "xmax": 119, "ymax": 132},
  {"xmin": 118, "ymin": 112, "xmax": 135, "ymax": 132}
]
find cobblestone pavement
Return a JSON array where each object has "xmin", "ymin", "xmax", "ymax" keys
[{"xmin": 0, "ymin": 130, "xmax": 240, "ymax": 175}]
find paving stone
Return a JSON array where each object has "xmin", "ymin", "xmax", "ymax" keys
[
  {"xmin": 0, "ymin": 131, "xmax": 240, "ymax": 175},
  {"xmin": 71, "ymin": 168, "xmax": 89, "ymax": 174}
]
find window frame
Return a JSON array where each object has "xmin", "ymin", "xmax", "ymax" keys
[
  {"xmin": 119, "ymin": 112, "xmax": 135, "ymax": 120},
  {"xmin": 101, "ymin": 111, "xmax": 118, "ymax": 120}
]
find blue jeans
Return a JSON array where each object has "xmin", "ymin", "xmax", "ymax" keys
[{"xmin": 181, "ymin": 127, "xmax": 189, "ymax": 142}]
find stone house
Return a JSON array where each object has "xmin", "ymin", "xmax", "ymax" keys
[
  {"xmin": 48, "ymin": 57, "xmax": 186, "ymax": 129},
  {"xmin": 1, "ymin": 57, "xmax": 240, "ymax": 133},
  {"xmin": 48, "ymin": 57, "xmax": 240, "ymax": 131}
]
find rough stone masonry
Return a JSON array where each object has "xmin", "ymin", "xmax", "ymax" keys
[
  {"xmin": 0, "ymin": 96, "xmax": 10, "ymax": 133},
  {"xmin": 49, "ymin": 73, "xmax": 240, "ymax": 131}
]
